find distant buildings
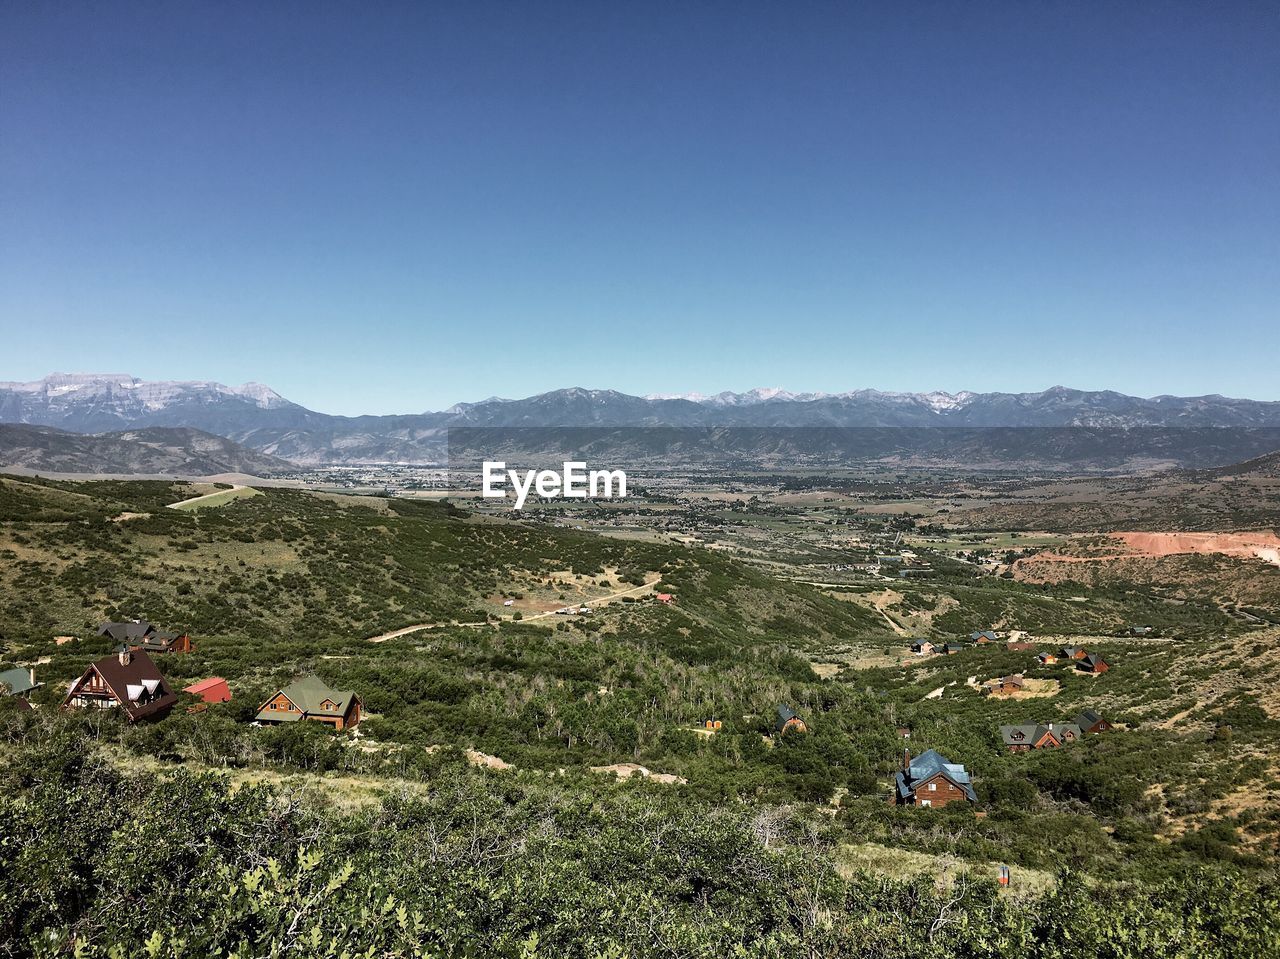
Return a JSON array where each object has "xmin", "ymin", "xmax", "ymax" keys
[
  {"xmin": 1000, "ymin": 722, "xmax": 1083, "ymax": 752},
  {"xmin": 1000, "ymin": 712, "xmax": 1110, "ymax": 752},
  {"xmin": 97, "ymin": 619, "xmax": 194, "ymax": 654}
]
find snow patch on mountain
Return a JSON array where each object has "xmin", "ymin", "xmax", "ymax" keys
[{"xmin": 0, "ymin": 373, "xmax": 290, "ymax": 410}]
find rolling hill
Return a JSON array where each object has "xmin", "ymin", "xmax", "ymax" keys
[{"xmin": 0, "ymin": 424, "xmax": 293, "ymax": 476}]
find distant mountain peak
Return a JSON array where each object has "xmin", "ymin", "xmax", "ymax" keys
[
  {"xmin": 4, "ymin": 373, "xmax": 1280, "ymax": 467},
  {"xmin": 0, "ymin": 372, "xmax": 294, "ymax": 412}
]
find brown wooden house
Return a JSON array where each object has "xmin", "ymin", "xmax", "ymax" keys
[
  {"xmin": 982, "ymin": 674, "xmax": 1025, "ymax": 696},
  {"xmin": 255, "ymin": 676, "xmax": 362, "ymax": 730},
  {"xmin": 1001, "ymin": 720, "xmax": 1085, "ymax": 752},
  {"xmin": 63, "ymin": 649, "xmax": 178, "ymax": 721},
  {"xmin": 1074, "ymin": 709, "xmax": 1113, "ymax": 734},
  {"xmin": 1058, "ymin": 646, "xmax": 1089, "ymax": 661},
  {"xmin": 893, "ymin": 749, "xmax": 976, "ymax": 807},
  {"xmin": 1000, "ymin": 724, "xmax": 1060, "ymax": 752},
  {"xmin": 97, "ymin": 620, "xmax": 194, "ymax": 654},
  {"xmin": 1077, "ymin": 653, "xmax": 1110, "ymax": 674},
  {"xmin": 1048, "ymin": 722, "xmax": 1083, "ymax": 744}
]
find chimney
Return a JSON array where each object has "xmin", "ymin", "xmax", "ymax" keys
[
  {"xmin": 903, "ymin": 748, "xmax": 911, "ymax": 771},
  {"xmin": 118, "ymin": 649, "xmax": 130, "ymax": 667},
  {"xmin": 29, "ymin": 667, "xmax": 36, "ymax": 686}
]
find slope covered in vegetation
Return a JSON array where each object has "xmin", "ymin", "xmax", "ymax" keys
[{"xmin": 1, "ymin": 475, "xmax": 1278, "ymax": 956}]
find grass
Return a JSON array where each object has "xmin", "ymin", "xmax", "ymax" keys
[
  {"xmin": 836, "ymin": 842, "xmax": 1057, "ymax": 895},
  {"xmin": 168, "ymin": 486, "xmax": 262, "ymax": 511}
]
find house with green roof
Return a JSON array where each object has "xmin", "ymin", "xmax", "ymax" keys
[
  {"xmin": 0, "ymin": 666, "xmax": 40, "ymax": 699},
  {"xmin": 255, "ymin": 675, "xmax": 362, "ymax": 730}
]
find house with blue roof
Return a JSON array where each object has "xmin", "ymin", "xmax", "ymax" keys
[{"xmin": 892, "ymin": 749, "xmax": 977, "ymax": 808}]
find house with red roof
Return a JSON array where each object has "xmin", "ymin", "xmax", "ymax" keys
[{"xmin": 184, "ymin": 677, "xmax": 232, "ymax": 704}]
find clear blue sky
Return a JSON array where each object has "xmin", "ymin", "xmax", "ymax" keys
[{"xmin": 2, "ymin": 2, "xmax": 1277, "ymax": 414}]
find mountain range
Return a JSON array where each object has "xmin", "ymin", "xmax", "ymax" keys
[{"xmin": 3, "ymin": 373, "xmax": 1280, "ymax": 469}]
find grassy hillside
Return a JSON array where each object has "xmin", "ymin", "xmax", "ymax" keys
[{"xmin": 2, "ymin": 474, "xmax": 1278, "ymax": 956}]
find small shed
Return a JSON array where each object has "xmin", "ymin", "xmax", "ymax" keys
[{"xmin": 184, "ymin": 677, "xmax": 232, "ymax": 704}]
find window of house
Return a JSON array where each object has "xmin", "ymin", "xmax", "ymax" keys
[{"xmin": 928, "ymin": 782, "xmax": 937, "ymax": 791}]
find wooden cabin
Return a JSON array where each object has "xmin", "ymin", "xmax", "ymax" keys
[
  {"xmin": 775, "ymin": 704, "xmax": 807, "ymax": 736},
  {"xmin": 970, "ymin": 630, "xmax": 998, "ymax": 645},
  {"xmin": 982, "ymin": 674, "xmax": 1025, "ymax": 696},
  {"xmin": 97, "ymin": 619, "xmax": 194, "ymax": 654},
  {"xmin": 1037, "ymin": 651, "xmax": 1059, "ymax": 665},
  {"xmin": 910, "ymin": 640, "xmax": 937, "ymax": 656},
  {"xmin": 1000, "ymin": 724, "xmax": 1060, "ymax": 753},
  {"xmin": 63, "ymin": 650, "xmax": 178, "ymax": 721},
  {"xmin": 1058, "ymin": 646, "xmax": 1089, "ymax": 661},
  {"xmin": 1077, "ymin": 653, "xmax": 1110, "ymax": 674},
  {"xmin": 1074, "ymin": 709, "xmax": 1113, "ymax": 734},
  {"xmin": 1048, "ymin": 722, "xmax": 1083, "ymax": 744},
  {"xmin": 892, "ymin": 749, "xmax": 976, "ymax": 808},
  {"xmin": 255, "ymin": 676, "xmax": 362, "ymax": 730}
]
